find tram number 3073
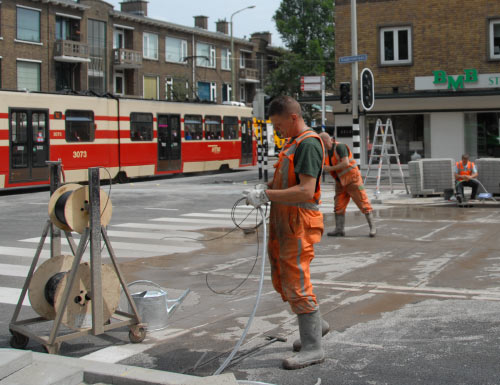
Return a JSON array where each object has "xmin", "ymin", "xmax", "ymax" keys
[{"xmin": 72, "ymin": 150, "xmax": 88, "ymax": 159}]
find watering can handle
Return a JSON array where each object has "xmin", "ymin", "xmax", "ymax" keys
[{"xmin": 127, "ymin": 280, "xmax": 166, "ymax": 294}]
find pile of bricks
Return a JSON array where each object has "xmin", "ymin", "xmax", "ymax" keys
[
  {"xmin": 408, "ymin": 159, "xmax": 455, "ymax": 197},
  {"xmin": 476, "ymin": 158, "xmax": 500, "ymax": 195}
]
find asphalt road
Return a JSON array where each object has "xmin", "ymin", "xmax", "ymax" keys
[{"xmin": 1, "ymin": 167, "xmax": 500, "ymax": 385}]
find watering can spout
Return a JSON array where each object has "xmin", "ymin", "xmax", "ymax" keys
[{"xmin": 166, "ymin": 288, "xmax": 190, "ymax": 316}]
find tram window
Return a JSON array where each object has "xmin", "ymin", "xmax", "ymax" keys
[
  {"xmin": 205, "ymin": 115, "xmax": 221, "ymax": 140},
  {"xmin": 130, "ymin": 112, "xmax": 153, "ymax": 141},
  {"xmin": 65, "ymin": 110, "xmax": 95, "ymax": 142},
  {"xmin": 11, "ymin": 112, "xmax": 28, "ymax": 144},
  {"xmin": 223, "ymin": 116, "xmax": 239, "ymax": 140},
  {"xmin": 32, "ymin": 113, "xmax": 47, "ymax": 143},
  {"xmin": 184, "ymin": 115, "xmax": 202, "ymax": 140}
]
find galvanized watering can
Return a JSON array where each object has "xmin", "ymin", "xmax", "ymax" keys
[{"xmin": 128, "ymin": 280, "xmax": 190, "ymax": 331}]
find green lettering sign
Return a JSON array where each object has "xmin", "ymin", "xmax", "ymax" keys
[
  {"xmin": 448, "ymin": 75, "xmax": 464, "ymax": 90},
  {"xmin": 433, "ymin": 70, "xmax": 447, "ymax": 84},
  {"xmin": 464, "ymin": 69, "xmax": 478, "ymax": 83}
]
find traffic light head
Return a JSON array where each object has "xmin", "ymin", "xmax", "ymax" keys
[
  {"xmin": 340, "ymin": 82, "xmax": 351, "ymax": 104},
  {"xmin": 264, "ymin": 95, "xmax": 272, "ymax": 120},
  {"xmin": 360, "ymin": 68, "xmax": 375, "ymax": 111}
]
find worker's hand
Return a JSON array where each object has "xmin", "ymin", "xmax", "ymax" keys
[{"xmin": 244, "ymin": 188, "xmax": 270, "ymax": 208}]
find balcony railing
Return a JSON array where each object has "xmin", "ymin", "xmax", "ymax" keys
[
  {"xmin": 54, "ymin": 40, "xmax": 90, "ymax": 62},
  {"xmin": 113, "ymin": 48, "xmax": 142, "ymax": 69},
  {"xmin": 239, "ymin": 68, "xmax": 259, "ymax": 82}
]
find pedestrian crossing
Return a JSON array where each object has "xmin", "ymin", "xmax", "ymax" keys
[{"xmin": 0, "ymin": 199, "xmax": 371, "ymax": 308}]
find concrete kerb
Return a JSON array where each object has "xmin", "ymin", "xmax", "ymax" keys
[{"xmin": 1, "ymin": 348, "xmax": 239, "ymax": 385}]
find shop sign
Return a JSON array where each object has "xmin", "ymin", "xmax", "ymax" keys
[{"xmin": 415, "ymin": 69, "xmax": 500, "ymax": 91}]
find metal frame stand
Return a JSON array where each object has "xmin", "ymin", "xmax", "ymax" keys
[
  {"xmin": 9, "ymin": 167, "xmax": 145, "ymax": 354},
  {"xmin": 364, "ymin": 118, "xmax": 409, "ymax": 197}
]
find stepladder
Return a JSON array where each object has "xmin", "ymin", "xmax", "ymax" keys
[{"xmin": 364, "ymin": 118, "xmax": 409, "ymax": 197}]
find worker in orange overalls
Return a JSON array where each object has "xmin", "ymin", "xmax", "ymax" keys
[
  {"xmin": 454, "ymin": 153, "xmax": 479, "ymax": 203},
  {"xmin": 245, "ymin": 95, "xmax": 328, "ymax": 370},
  {"xmin": 319, "ymin": 132, "xmax": 376, "ymax": 237}
]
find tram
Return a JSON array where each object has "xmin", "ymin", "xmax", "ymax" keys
[{"xmin": 0, "ymin": 91, "xmax": 255, "ymax": 189}]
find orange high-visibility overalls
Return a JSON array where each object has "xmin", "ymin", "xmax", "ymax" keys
[
  {"xmin": 268, "ymin": 130, "xmax": 325, "ymax": 314},
  {"xmin": 328, "ymin": 142, "xmax": 372, "ymax": 215}
]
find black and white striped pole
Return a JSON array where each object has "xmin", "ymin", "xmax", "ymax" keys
[
  {"xmin": 257, "ymin": 122, "xmax": 263, "ymax": 180},
  {"xmin": 351, "ymin": 0, "xmax": 360, "ymax": 166},
  {"xmin": 263, "ymin": 122, "xmax": 268, "ymax": 182}
]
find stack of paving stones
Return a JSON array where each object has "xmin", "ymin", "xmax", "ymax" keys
[
  {"xmin": 476, "ymin": 158, "xmax": 500, "ymax": 195},
  {"xmin": 408, "ymin": 158, "xmax": 454, "ymax": 197}
]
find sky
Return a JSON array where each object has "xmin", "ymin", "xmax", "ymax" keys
[{"xmin": 106, "ymin": 0, "xmax": 284, "ymax": 47}]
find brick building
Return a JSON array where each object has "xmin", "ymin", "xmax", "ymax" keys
[
  {"xmin": 334, "ymin": 0, "xmax": 500, "ymax": 164},
  {"xmin": 0, "ymin": 0, "xmax": 281, "ymax": 105}
]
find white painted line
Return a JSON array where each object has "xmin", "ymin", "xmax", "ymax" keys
[
  {"xmin": 0, "ymin": 263, "xmax": 30, "ymax": 277},
  {"xmin": 144, "ymin": 208, "xmax": 179, "ymax": 211},
  {"xmin": 80, "ymin": 328, "xmax": 190, "ymax": 363},
  {"xmin": 0, "ymin": 287, "xmax": 30, "ymax": 306},
  {"xmin": 415, "ymin": 223, "xmax": 454, "ymax": 241},
  {"xmin": 150, "ymin": 217, "xmax": 234, "ymax": 226},
  {"xmin": 19, "ymin": 238, "xmax": 202, "ymax": 254},
  {"xmin": 112, "ymin": 223, "xmax": 211, "ymax": 231},
  {"xmin": 0, "ymin": 246, "xmax": 50, "ymax": 259},
  {"xmin": 106, "ymin": 230, "xmax": 203, "ymax": 241},
  {"xmin": 182, "ymin": 212, "xmax": 258, "ymax": 220}
]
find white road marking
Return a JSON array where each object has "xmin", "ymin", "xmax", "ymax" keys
[
  {"xmin": 182, "ymin": 212, "xmax": 258, "ymax": 220},
  {"xmin": 0, "ymin": 263, "xmax": 30, "ymax": 277},
  {"xmin": 107, "ymin": 230, "xmax": 203, "ymax": 241},
  {"xmin": 415, "ymin": 223, "xmax": 454, "ymax": 241},
  {"xmin": 112, "ymin": 222, "xmax": 223, "ymax": 231},
  {"xmin": 144, "ymin": 208, "xmax": 179, "ymax": 211},
  {"xmin": 0, "ymin": 287, "xmax": 30, "ymax": 306},
  {"xmin": 150, "ymin": 217, "xmax": 235, "ymax": 226}
]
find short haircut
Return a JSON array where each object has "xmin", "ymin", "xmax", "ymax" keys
[
  {"xmin": 268, "ymin": 95, "xmax": 302, "ymax": 118},
  {"xmin": 462, "ymin": 153, "xmax": 470, "ymax": 160}
]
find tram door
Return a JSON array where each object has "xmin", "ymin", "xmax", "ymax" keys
[
  {"xmin": 241, "ymin": 118, "xmax": 253, "ymax": 165},
  {"xmin": 9, "ymin": 109, "xmax": 49, "ymax": 183},
  {"xmin": 157, "ymin": 114, "xmax": 181, "ymax": 171}
]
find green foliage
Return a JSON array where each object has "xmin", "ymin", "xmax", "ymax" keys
[{"xmin": 266, "ymin": 0, "xmax": 335, "ymax": 123}]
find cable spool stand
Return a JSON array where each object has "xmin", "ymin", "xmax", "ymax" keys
[{"xmin": 9, "ymin": 165, "xmax": 145, "ymax": 354}]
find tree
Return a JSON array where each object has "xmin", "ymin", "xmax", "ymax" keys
[{"xmin": 266, "ymin": 0, "xmax": 335, "ymax": 124}]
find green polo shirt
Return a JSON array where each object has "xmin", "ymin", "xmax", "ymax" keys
[{"xmin": 293, "ymin": 136, "xmax": 323, "ymax": 180}]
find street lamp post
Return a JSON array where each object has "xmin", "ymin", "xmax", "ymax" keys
[{"xmin": 230, "ymin": 5, "xmax": 255, "ymax": 102}]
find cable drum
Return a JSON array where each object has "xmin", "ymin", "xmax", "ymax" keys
[
  {"xmin": 28, "ymin": 254, "xmax": 121, "ymax": 330},
  {"xmin": 48, "ymin": 183, "xmax": 112, "ymax": 234}
]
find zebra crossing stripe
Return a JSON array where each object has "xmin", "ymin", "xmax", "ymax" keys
[
  {"xmin": 112, "ymin": 222, "xmax": 219, "ymax": 231},
  {"xmin": 150, "ymin": 217, "xmax": 234, "ymax": 226},
  {"xmin": 0, "ymin": 263, "xmax": 30, "ymax": 277},
  {"xmin": 0, "ymin": 287, "xmax": 30, "ymax": 306},
  {"xmin": 0, "ymin": 246, "xmax": 50, "ymax": 259}
]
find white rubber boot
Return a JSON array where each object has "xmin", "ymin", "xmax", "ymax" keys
[
  {"xmin": 365, "ymin": 212, "xmax": 376, "ymax": 237},
  {"xmin": 292, "ymin": 318, "xmax": 330, "ymax": 352},
  {"xmin": 283, "ymin": 310, "xmax": 325, "ymax": 370},
  {"xmin": 327, "ymin": 213, "xmax": 345, "ymax": 236}
]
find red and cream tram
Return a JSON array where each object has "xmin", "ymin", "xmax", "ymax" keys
[{"xmin": 0, "ymin": 91, "xmax": 255, "ymax": 189}]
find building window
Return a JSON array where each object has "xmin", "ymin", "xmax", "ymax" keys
[
  {"xmin": 222, "ymin": 84, "xmax": 232, "ymax": 102},
  {"xmin": 114, "ymin": 71, "xmax": 124, "ymax": 95},
  {"xmin": 380, "ymin": 26, "xmax": 412, "ymax": 65},
  {"xmin": 130, "ymin": 113, "xmax": 153, "ymax": 141},
  {"xmin": 65, "ymin": 110, "xmax": 95, "ymax": 142},
  {"xmin": 56, "ymin": 16, "xmax": 80, "ymax": 41},
  {"xmin": 197, "ymin": 81, "xmax": 216, "ymax": 102},
  {"xmin": 17, "ymin": 6, "xmax": 41, "ymax": 43},
  {"xmin": 113, "ymin": 29, "xmax": 124, "ymax": 49},
  {"xmin": 88, "ymin": 19, "xmax": 106, "ymax": 94},
  {"xmin": 165, "ymin": 77, "xmax": 188, "ymax": 101},
  {"xmin": 143, "ymin": 75, "xmax": 158, "ymax": 99},
  {"xmin": 465, "ymin": 112, "xmax": 500, "ymax": 158},
  {"xmin": 184, "ymin": 115, "xmax": 203, "ymax": 140},
  {"xmin": 166, "ymin": 37, "xmax": 187, "ymax": 63},
  {"xmin": 223, "ymin": 116, "xmax": 238, "ymax": 139},
  {"xmin": 143, "ymin": 32, "xmax": 158, "ymax": 60},
  {"xmin": 196, "ymin": 42, "xmax": 215, "ymax": 68},
  {"xmin": 240, "ymin": 84, "xmax": 246, "ymax": 103},
  {"xmin": 17, "ymin": 60, "xmax": 41, "ymax": 91},
  {"xmin": 221, "ymin": 48, "xmax": 231, "ymax": 70},
  {"xmin": 489, "ymin": 20, "xmax": 500, "ymax": 59}
]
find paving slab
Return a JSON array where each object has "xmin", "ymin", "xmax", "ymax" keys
[
  {"xmin": 0, "ymin": 360, "xmax": 82, "ymax": 385},
  {"xmin": 0, "ymin": 349, "xmax": 32, "ymax": 380}
]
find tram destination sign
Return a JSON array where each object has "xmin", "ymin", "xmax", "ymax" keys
[{"xmin": 339, "ymin": 54, "xmax": 368, "ymax": 64}]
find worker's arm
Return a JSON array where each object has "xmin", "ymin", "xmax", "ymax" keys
[
  {"xmin": 324, "ymin": 156, "xmax": 349, "ymax": 173},
  {"xmin": 266, "ymin": 173, "xmax": 317, "ymax": 203}
]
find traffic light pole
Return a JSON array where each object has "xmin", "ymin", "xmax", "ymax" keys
[{"xmin": 351, "ymin": 0, "xmax": 360, "ymax": 166}]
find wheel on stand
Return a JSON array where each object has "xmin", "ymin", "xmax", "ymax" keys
[
  {"xmin": 129, "ymin": 326, "xmax": 146, "ymax": 343},
  {"xmin": 9, "ymin": 330, "xmax": 29, "ymax": 349}
]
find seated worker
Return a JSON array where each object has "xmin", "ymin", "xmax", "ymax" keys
[
  {"xmin": 319, "ymin": 133, "xmax": 376, "ymax": 237},
  {"xmin": 455, "ymin": 153, "xmax": 479, "ymax": 203}
]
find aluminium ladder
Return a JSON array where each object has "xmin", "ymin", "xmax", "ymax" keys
[{"xmin": 364, "ymin": 118, "xmax": 409, "ymax": 197}]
